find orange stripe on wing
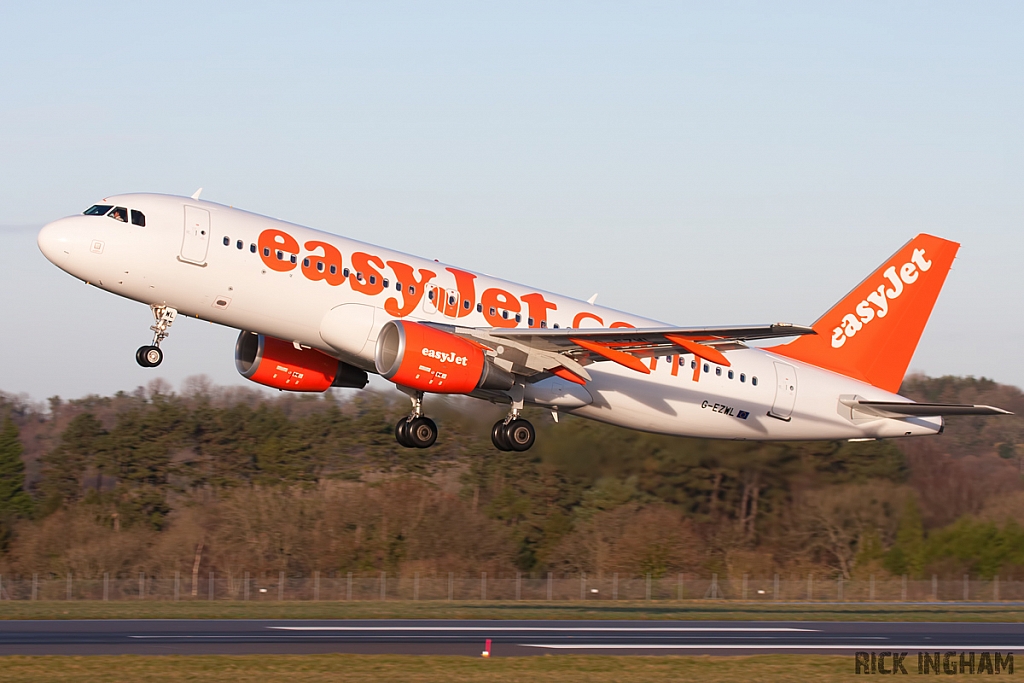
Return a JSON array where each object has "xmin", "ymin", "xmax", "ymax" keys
[
  {"xmin": 665, "ymin": 335, "xmax": 731, "ymax": 367},
  {"xmin": 570, "ymin": 338, "xmax": 651, "ymax": 375},
  {"xmin": 551, "ymin": 366, "xmax": 588, "ymax": 385}
]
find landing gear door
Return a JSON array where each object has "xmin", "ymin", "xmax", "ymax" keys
[
  {"xmin": 181, "ymin": 206, "xmax": 211, "ymax": 265},
  {"xmin": 770, "ymin": 361, "xmax": 797, "ymax": 421}
]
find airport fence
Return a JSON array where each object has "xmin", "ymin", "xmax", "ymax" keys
[{"xmin": 0, "ymin": 572, "xmax": 1021, "ymax": 602}]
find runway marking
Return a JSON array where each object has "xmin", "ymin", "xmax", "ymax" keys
[
  {"xmin": 522, "ymin": 644, "xmax": 1024, "ymax": 650},
  {"xmin": 267, "ymin": 626, "xmax": 818, "ymax": 632}
]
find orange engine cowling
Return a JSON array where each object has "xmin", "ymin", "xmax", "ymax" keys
[
  {"xmin": 374, "ymin": 320, "xmax": 514, "ymax": 394},
  {"xmin": 235, "ymin": 331, "xmax": 368, "ymax": 392}
]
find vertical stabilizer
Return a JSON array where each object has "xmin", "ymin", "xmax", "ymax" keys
[{"xmin": 768, "ymin": 234, "xmax": 959, "ymax": 393}]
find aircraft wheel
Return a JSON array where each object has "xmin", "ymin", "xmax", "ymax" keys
[
  {"xmin": 491, "ymin": 420, "xmax": 512, "ymax": 451},
  {"xmin": 394, "ymin": 419, "xmax": 415, "ymax": 448},
  {"xmin": 136, "ymin": 345, "xmax": 163, "ymax": 367},
  {"xmin": 504, "ymin": 419, "xmax": 536, "ymax": 452},
  {"xmin": 407, "ymin": 417, "xmax": 438, "ymax": 449}
]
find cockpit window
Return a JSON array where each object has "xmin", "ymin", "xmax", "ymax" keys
[
  {"xmin": 131, "ymin": 210, "xmax": 146, "ymax": 227},
  {"xmin": 84, "ymin": 205, "xmax": 112, "ymax": 216},
  {"xmin": 108, "ymin": 207, "xmax": 128, "ymax": 223}
]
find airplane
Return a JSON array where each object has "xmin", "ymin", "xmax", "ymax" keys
[{"xmin": 36, "ymin": 191, "xmax": 1010, "ymax": 451}]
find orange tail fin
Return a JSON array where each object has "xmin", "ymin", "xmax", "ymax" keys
[{"xmin": 767, "ymin": 234, "xmax": 959, "ymax": 393}]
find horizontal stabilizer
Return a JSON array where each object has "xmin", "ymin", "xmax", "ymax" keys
[{"xmin": 844, "ymin": 399, "xmax": 1012, "ymax": 418}]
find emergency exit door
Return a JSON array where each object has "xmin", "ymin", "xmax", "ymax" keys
[
  {"xmin": 770, "ymin": 361, "xmax": 798, "ymax": 420},
  {"xmin": 181, "ymin": 206, "xmax": 211, "ymax": 264}
]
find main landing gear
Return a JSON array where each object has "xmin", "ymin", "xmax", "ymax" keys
[
  {"xmin": 490, "ymin": 381, "xmax": 535, "ymax": 452},
  {"xmin": 394, "ymin": 390, "xmax": 438, "ymax": 449},
  {"xmin": 136, "ymin": 304, "xmax": 177, "ymax": 368},
  {"xmin": 391, "ymin": 385, "xmax": 537, "ymax": 452},
  {"xmin": 490, "ymin": 417, "xmax": 535, "ymax": 452}
]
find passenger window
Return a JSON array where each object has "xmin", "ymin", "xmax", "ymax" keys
[
  {"xmin": 108, "ymin": 207, "xmax": 128, "ymax": 222},
  {"xmin": 752, "ymin": 376, "xmax": 758, "ymax": 386},
  {"xmin": 383, "ymin": 278, "xmax": 389, "ymax": 288},
  {"xmin": 715, "ymin": 367, "xmax": 722, "ymax": 376},
  {"xmin": 290, "ymin": 254, "xmax": 297, "ymax": 264},
  {"xmin": 330, "ymin": 265, "xmax": 337, "ymax": 274},
  {"xmin": 317, "ymin": 262, "xmax": 324, "ymax": 272},
  {"xmin": 691, "ymin": 360, "xmax": 696, "ymax": 369},
  {"xmin": 728, "ymin": 370, "xmax": 734, "ymax": 379},
  {"xmin": 223, "ymin": 236, "xmax": 230, "ymax": 246},
  {"xmin": 263, "ymin": 247, "xmax": 271, "ymax": 257},
  {"xmin": 448, "ymin": 294, "xmax": 455, "ymax": 305},
  {"xmin": 131, "ymin": 210, "xmax": 146, "ymax": 227},
  {"xmin": 553, "ymin": 323, "xmax": 559, "ymax": 329},
  {"xmin": 428, "ymin": 289, "xmax": 435, "ymax": 301},
  {"xmin": 740, "ymin": 373, "xmax": 746, "ymax": 383},
  {"xmin": 490, "ymin": 307, "xmax": 497, "ymax": 316},
  {"xmin": 396, "ymin": 282, "xmax": 403, "ymax": 291},
  {"xmin": 356, "ymin": 272, "xmax": 363, "ymax": 281},
  {"xmin": 236, "ymin": 240, "xmax": 243, "ymax": 250},
  {"xmin": 540, "ymin": 321, "xmax": 547, "ymax": 328},
  {"xmin": 515, "ymin": 313, "xmax": 522, "ymax": 323},
  {"xmin": 678, "ymin": 357, "xmax": 685, "ymax": 366},
  {"xmin": 276, "ymin": 250, "xmax": 283, "ymax": 260},
  {"xmin": 84, "ymin": 205, "xmax": 112, "ymax": 216},
  {"xmin": 369, "ymin": 275, "xmax": 376, "ymax": 285},
  {"xmin": 703, "ymin": 363, "xmax": 709, "ymax": 373},
  {"xmin": 303, "ymin": 258, "xmax": 310, "ymax": 268},
  {"xmin": 528, "ymin": 317, "xmax": 534, "ymax": 326},
  {"xmin": 464, "ymin": 300, "xmax": 471, "ymax": 310},
  {"xmin": 408, "ymin": 285, "xmax": 415, "ymax": 294},
  {"xmin": 502, "ymin": 310, "xmax": 509, "ymax": 319},
  {"xmin": 250, "ymin": 244, "xmax": 256, "ymax": 253},
  {"xmin": 343, "ymin": 268, "xmax": 350, "ymax": 278}
]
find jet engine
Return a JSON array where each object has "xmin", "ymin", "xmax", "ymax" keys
[
  {"xmin": 235, "ymin": 331, "xmax": 368, "ymax": 392},
  {"xmin": 375, "ymin": 320, "xmax": 514, "ymax": 394}
]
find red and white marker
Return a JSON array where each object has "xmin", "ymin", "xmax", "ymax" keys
[{"xmin": 482, "ymin": 638, "xmax": 491, "ymax": 658}]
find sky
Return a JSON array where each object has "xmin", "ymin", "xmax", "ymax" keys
[{"xmin": 1, "ymin": 1, "xmax": 1022, "ymax": 401}]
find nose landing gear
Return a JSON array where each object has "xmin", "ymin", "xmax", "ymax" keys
[
  {"xmin": 136, "ymin": 345, "xmax": 163, "ymax": 367},
  {"xmin": 136, "ymin": 304, "xmax": 177, "ymax": 368}
]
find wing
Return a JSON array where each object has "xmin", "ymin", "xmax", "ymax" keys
[
  {"xmin": 479, "ymin": 323, "xmax": 813, "ymax": 351},
  {"xmin": 433, "ymin": 322, "xmax": 814, "ymax": 383}
]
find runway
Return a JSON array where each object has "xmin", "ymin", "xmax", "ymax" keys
[{"xmin": 1, "ymin": 619, "xmax": 1023, "ymax": 656}]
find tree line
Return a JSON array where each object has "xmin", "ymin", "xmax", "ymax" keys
[{"xmin": 0, "ymin": 373, "xmax": 1022, "ymax": 581}]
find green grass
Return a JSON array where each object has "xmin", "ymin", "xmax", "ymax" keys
[
  {"xmin": 0, "ymin": 599, "xmax": 1022, "ymax": 621},
  {"xmin": 0, "ymin": 654, "xmax": 991, "ymax": 683}
]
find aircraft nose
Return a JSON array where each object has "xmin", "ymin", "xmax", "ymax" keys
[{"xmin": 37, "ymin": 218, "xmax": 74, "ymax": 264}]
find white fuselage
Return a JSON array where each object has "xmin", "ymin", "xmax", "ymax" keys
[{"xmin": 37, "ymin": 193, "xmax": 942, "ymax": 441}]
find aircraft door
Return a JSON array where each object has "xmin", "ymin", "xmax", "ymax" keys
[
  {"xmin": 422, "ymin": 285, "xmax": 440, "ymax": 315},
  {"xmin": 441, "ymin": 288, "xmax": 459, "ymax": 318},
  {"xmin": 770, "ymin": 361, "xmax": 797, "ymax": 420},
  {"xmin": 181, "ymin": 206, "xmax": 211, "ymax": 264}
]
